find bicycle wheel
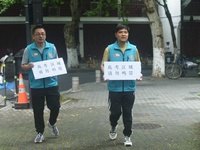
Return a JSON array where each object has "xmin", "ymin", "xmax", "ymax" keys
[{"xmin": 165, "ymin": 64, "xmax": 182, "ymax": 79}]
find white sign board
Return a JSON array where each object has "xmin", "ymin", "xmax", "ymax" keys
[
  {"xmin": 104, "ymin": 62, "xmax": 141, "ymax": 80},
  {"xmin": 32, "ymin": 58, "xmax": 67, "ymax": 79}
]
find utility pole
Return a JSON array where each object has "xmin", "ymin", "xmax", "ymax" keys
[
  {"xmin": 25, "ymin": 0, "xmax": 31, "ymax": 45},
  {"xmin": 24, "ymin": 0, "xmax": 43, "ymax": 108},
  {"xmin": 25, "ymin": 0, "xmax": 43, "ymax": 45}
]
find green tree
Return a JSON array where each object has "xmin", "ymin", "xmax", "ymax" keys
[
  {"xmin": 0, "ymin": 0, "xmax": 22, "ymax": 13},
  {"xmin": 64, "ymin": 0, "xmax": 83, "ymax": 68}
]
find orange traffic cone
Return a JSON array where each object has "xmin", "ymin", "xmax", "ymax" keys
[{"xmin": 14, "ymin": 74, "xmax": 29, "ymax": 109}]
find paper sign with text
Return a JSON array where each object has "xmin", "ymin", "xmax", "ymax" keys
[
  {"xmin": 32, "ymin": 58, "xmax": 67, "ymax": 79},
  {"xmin": 104, "ymin": 62, "xmax": 141, "ymax": 80}
]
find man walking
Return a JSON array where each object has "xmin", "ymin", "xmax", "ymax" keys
[
  {"xmin": 101, "ymin": 24, "xmax": 141, "ymax": 146},
  {"xmin": 21, "ymin": 25, "xmax": 60, "ymax": 143}
]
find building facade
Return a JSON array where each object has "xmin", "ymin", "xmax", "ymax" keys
[{"xmin": 0, "ymin": 0, "xmax": 151, "ymax": 62}]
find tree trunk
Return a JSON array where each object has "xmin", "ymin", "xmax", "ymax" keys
[
  {"xmin": 144, "ymin": 0, "xmax": 165, "ymax": 77},
  {"xmin": 162, "ymin": 0, "xmax": 177, "ymax": 49},
  {"xmin": 63, "ymin": 0, "xmax": 83, "ymax": 68},
  {"xmin": 64, "ymin": 23, "xmax": 79, "ymax": 68},
  {"xmin": 161, "ymin": 0, "xmax": 179, "ymax": 59}
]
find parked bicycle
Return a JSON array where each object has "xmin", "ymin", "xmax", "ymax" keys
[
  {"xmin": 87, "ymin": 54, "xmax": 98, "ymax": 69},
  {"xmin": 165, "ymin": 55, "xmax": 200, "ymax": 79}
]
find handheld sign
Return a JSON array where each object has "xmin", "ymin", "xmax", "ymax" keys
[
  {"xmin": 104, "ymin": 61, "xmax": 141, "ymax": 80},
  {"xmin": 32, "ymin": 58, "xmax": 67, "ymax": 79}
]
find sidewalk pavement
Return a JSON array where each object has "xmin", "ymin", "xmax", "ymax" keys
[{"xmin": 0, "ymin": 71, "xmax": 200, "ymax": 149}]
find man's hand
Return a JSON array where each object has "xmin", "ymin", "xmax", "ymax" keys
[
  {"xmin": 137, "ymin": 73, "xmax": 143, "ymax": 81},
  {"xmin": 103, "ymin": 75, "xmax": 108, "ymax": 82},
  {"xmin": 22, "ymin": 62, "xmax": 34, "ymax": 70},
  {"xmin": 27, "ymin": 62, "xmax": 34, "ymax": 69}
]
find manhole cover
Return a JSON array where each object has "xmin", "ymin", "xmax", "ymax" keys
[{"xmin": 132, "ymin": 123, "xmax": 162, "ymax": 130}]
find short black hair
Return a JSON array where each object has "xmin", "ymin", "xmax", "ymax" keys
[
  {"xmin": 32, "ymin": 24, "xmax": 45, "ymax": 35},
  {"xmin": 115, "ymin": 24, "xmax": 130, "ymax": 33}
]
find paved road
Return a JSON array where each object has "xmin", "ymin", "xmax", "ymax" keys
[
  {"xmin": 0, "ymin": 64, "xmax": 198, "ymax": 108},
  {"xmin": 0, "ymin": 76, "xmax": 200, "ymax": 149}
]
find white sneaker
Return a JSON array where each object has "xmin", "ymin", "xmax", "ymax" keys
[
  {"xmin": 47, "ymin": 121, "xmax": 59, "ymax": 136},
  {"xmin": 109, "ymin": 125, "xmax": 118, "ymax": 140},
  {"xmin": 34, "ymin": 133, "xmax": 44, "ymax": 143},
  {"xmin": 124, "ymin": 136, "xmax": 132, "ymax": 146}
]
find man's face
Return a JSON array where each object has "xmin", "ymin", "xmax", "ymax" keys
[
  {"xmin": 32, "ymin": 28, "xmax": 46, "ymax": 44},
  {"xmin": 115, "ymin": 28, "xmax": 129, "ymax": 42}
]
